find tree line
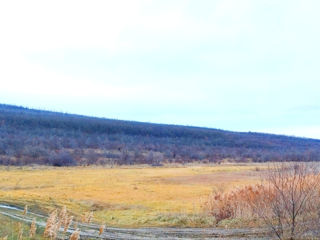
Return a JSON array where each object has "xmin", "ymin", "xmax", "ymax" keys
[{"xmin": 1, "ymin": 104, "xmax": 320, "ymax": 166}]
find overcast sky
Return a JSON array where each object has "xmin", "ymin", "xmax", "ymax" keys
[{"xmin": 0, "ymin": 0, "xmax": 320, "ymax": 139}]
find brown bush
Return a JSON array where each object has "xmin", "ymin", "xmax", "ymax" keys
[
  {"xmin": 204, "ymin": 163, "xmax": 320, "ymax": 240},
  {"xmin": 203, "ymin": 184, "xmax": 268, "ymax": 222}
]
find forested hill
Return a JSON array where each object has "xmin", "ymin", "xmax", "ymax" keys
[{"xmin": 0, "ymin": 103, "xmax": 320, "ymax": 166}]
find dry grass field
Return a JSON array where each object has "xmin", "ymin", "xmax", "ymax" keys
[{"xmin": 0, "ymin": 164, "xmax": 267, "ymax": 228}]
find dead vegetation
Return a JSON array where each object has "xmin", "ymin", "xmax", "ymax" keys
[
  {"xmin": 0, "ymin": 164, "xmax": 263, "ymax": 228},
  {"xmin": 99, "ymin": 224, "xmax": 105, "ymax": 235},
  {"xmin": 69, "ymin": 229, "xmax": 80, "ymax": 240},
  {"xmin": 43, "ymin": 206, "xmax": 82, "ymax": 239},
  {"xmin": 81, "ymin": 211, "xmax": 93, "ymax": 224},
  {"xmin": 203, "ymin": 184, "xmax": 266, "ymax": 222},
  {"xmin": 0, "ymin": 205, "xmax": 97, "ymax": 239},
  {"xmin": 203, "ymin": 162, "xmax": 320, "ymax": 239},
  {"xmin": 29, "ymin": 218, "xmax": 37, "ymax": 238},
  {"xmin": 3, "ymin": 163, "xmax": 320, "ymax": 239},
  {"xmin": 0, "ymin": 204, "xmax": 91, "ymax": 240},
  {"xmin": 17, "ymin": 222, "xmax": 23, "ymax": 240}
]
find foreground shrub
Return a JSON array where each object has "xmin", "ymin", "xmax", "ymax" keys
[
  {"xmin": 203, "ymin": 163, "xmax": 320, "ymax": 240},
  {"xmin": 203, "ymin": 184, "xmax": 267, "ymax": 222}
]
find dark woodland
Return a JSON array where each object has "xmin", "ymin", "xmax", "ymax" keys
[{"xmin": 1, "ymin": 104, "xmax": 320, "ymax": 166}]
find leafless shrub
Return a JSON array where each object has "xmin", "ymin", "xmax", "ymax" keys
[
  {"xmin": 204, "ymin": 162, "xmax": 320, "ymax": 239},
  {"xmin": 203, "ymin": 184, "xmax": 266, "ymax": 222},
  {"xmin": 252, "ymin": 163, "xmax": 320, "ymax": 240}
]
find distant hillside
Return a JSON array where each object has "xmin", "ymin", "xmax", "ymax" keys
[{"xmin": 0, "ymin": 103, "xmax": 319, "ymax": 166}]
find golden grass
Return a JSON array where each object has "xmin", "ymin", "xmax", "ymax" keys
[{"xmin": 0, "ymin": 164, "xmax": 267, "ymax": 227}]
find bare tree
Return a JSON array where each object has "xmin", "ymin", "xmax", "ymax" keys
[{"xmin": 253, "ymin": 163, "xmax": 320, "ymax": 240}]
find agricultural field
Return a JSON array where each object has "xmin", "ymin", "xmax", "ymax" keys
[{"xmin": 0, "ymin": 164, "xmax": 266, "ymax": 229}]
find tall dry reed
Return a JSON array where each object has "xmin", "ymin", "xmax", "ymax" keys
[
  {"xmin": 43, "ymin": 209, "xmax": 58, "ymax": 239},
  {"xmin": 99, "ymin": 224, "xmax": 105, "ymax": 235},
  {"xmin": 17, "ymin": 222, "xmax": 23, "ymax": 240},
  {"xmin": 43, "ymin": 206, "xmax": 76, "ymax": 239},
  {"xmin": 81, "ymin": 211, "xmax": 94, "ymax": 223},
  {"xmin": 29, "ymin": 218, "xmax": 37, "ymax": 238},
  {"xmin": 69, "ymin": 229, "xmax": 80, "ymax": 240},
  {"xmin": 23, "ymin": 205, "xmax": 28, "ymax": 215}
]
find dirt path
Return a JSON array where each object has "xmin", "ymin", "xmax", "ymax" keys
[{"xmin": 0, "ymin": 204, "xmax": 270, "ymax": 239}]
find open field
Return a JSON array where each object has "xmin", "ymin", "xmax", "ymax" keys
[{"xmin": 0, "ymin": 164, "xmax": 267, "ymax": 228}]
